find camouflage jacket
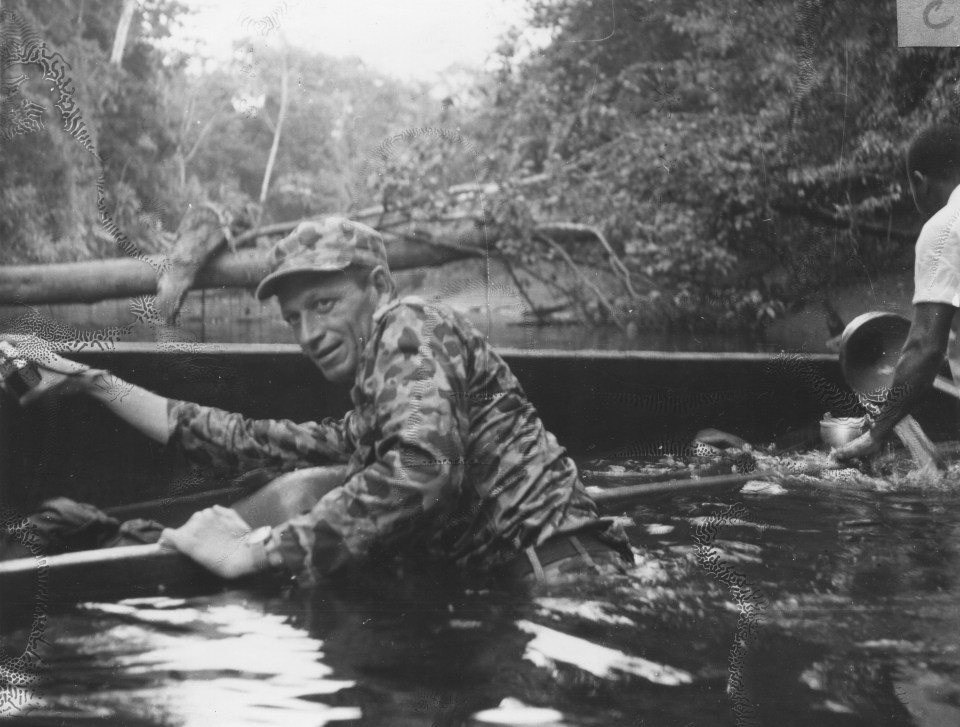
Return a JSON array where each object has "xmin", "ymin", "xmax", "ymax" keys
[{"xmin": 168, "ymin": 297, "xmax": 631, "ymax": 582}]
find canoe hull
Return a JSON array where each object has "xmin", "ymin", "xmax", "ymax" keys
[{"xmin": 1, "ymin": 343, "xmax": 956, "ymax": 516}]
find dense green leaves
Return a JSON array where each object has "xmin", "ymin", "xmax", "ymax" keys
[
  {"xmin": 0, "ymin": 1, "xmax": 434, "ymax": 263},
  {"xmin": 6, "ymin": 0, "xmax": 960, "ymax": 333},
  {"xmin": 464, "ymin": 0, "xmax": 960, "ymax": 330}
]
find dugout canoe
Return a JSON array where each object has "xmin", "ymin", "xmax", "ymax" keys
[
  {"xmin": 5, "ymin": 341, "xmax": 960, "ymax": 512},
  {"xmin": 1, "ymin": 343, "xmax": 957, "ymax": 610}
]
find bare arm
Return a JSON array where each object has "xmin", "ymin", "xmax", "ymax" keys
[
  {"xmin": 83, "ymin": 370, "xmax": 172, "ymax": 444},
  {"xmin": 834, "ymin": 302, "xmax": 955, "ymax": 460},
  {"xmin": 1, "ymin": 334, "xmax": 172, "ymax": 444}
]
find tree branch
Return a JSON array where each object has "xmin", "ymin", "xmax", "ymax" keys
[
  {"xmin": 534, "ymin": 231, "xmax": 625, "ymax": 329},
  {"xmin": 771, "ymin": 201, "xmax": 918, "ymax": 243},
  {"xmin": 259, "ymin": 55, "xmax": 289, "ymax": 205},
  {"xmin": 184, "ymin": 107, "xmax": 224, "ymax": 164},
  {"xmin": 110, "ymin": 0, "xmax": 137, "ymax": 66}
]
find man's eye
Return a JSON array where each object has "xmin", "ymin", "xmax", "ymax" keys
[
  {"xmin": 314, "ymin": 299, "xmax": 334, "ymax": 313},
  {"xmin": 284, "ymin": 313, "xmax": 300, "ymax": 326}
]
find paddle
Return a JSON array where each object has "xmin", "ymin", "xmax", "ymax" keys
[
  {"xmin": 932, "ymin": 374, "xmax": 960, "ymax": 400},
  {"xmin": 892, "ymin": 415, "xmax": 947, "ymax": 471},
  {"xmin": 104, "ymin": 486, "xmax": 247, "ymax": 522},
  {"xmin": 585, "ymin": 456, "xmax": 855, "ymax": 508},
  {"xmin": 587, "ymin": 470, "xmax": 769, "ymax": 508}
]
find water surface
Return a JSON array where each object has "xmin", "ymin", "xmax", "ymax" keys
[{"xmin": 6, "ymin": 451, "xmax": 960, "ymax": 726}]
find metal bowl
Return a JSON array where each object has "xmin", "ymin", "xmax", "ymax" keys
[
  {"xmin": 820, "ymin": 414, "xmax": 867, "ymax": 448},
  {"xmin": 838, "ymin": 311, "xmax": 911, "ymax": 397}
]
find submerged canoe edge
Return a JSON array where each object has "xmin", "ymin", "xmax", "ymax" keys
[{"xmin": 1, "ymin": 343, "xmax": 954, "ymax": 524}]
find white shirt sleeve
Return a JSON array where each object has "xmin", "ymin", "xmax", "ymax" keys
[{"xmin": 914, "ymin": 208, "xmax": 960, "ymax": 308}]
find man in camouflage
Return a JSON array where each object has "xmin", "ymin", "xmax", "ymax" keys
[{"xmin": 5, "ymin": 217, "xmax": 632, "ymax": 583}]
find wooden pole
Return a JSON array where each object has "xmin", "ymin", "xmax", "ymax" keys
[
  {"xmin": 0, "ymin": 543, "xmax": 217, "ymax": 608},
  {"xmin": 588, "ymin": 470, "xmax": 770, "ymax": 507}
]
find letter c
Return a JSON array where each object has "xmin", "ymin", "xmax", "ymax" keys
[{"xmin": 925, "ymin": 0, "xmax": 955, "ymax": 30}]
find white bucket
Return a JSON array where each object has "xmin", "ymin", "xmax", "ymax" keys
[{"xmin": 820, "ymin": 413, "xmax": 867, "ymax": 448}]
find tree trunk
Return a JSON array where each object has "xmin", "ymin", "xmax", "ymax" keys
[
  {"xmin": 259, "ymin": 56, "xmax": 289, "ymax": 204},
  {"xmin": 0, "ymin": 0, "xmax": 6, "ymax": 116},
  {"xmin": 0, "ymin": 232, "xmax": 486, "ymax": 305},
  {"xmin": 155, "ymin": 205, "xmax": 228, "ymax": 323},
  {"xmin": 110, "ymin": 0, "xmax": 137, "ymax": 66}
]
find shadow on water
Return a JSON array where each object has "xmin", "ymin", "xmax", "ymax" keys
[{"xmin": 5, "ymin": 452, "xmax": 960, "ymax": 726}]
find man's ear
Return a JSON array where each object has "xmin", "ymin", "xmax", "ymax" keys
[
  {"xmin": 370, "ymin": 266, "xmax": 394, "ymax": 299},
  {"xmin": 912, "ymin": 170, "xmax": 929, "ymax": 195}
]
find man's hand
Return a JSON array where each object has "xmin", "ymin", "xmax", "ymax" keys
[
  {"xmin": 832, "ymin": 429, "xmax": 883, "ymax": 462},
  {"xmin": 159, "ymin": 506, "xmax": 267, "ymax": 579},
  {"xmin": 0, "ymin": 334, "xmax": 92, "ymax": 405}
]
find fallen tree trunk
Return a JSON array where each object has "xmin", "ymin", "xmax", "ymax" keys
[
  {"xmin": 0, "ymin": 217, "xmax": 617, "ymax": 306},
  {"xmin": 0, "ymin": 231, "xmax": 486, "ymax": 305}
]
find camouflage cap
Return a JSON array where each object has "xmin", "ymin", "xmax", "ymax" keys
[{"xmin": 255, "ymin": 216, "xmax": 389, "ymax": 300}]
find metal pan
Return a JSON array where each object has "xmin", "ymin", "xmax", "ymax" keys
[
  {"xmin": 839, "ymin": 311, "xmax": 958, "ymax": 400},
  {"xmin": 838, "ymin": 310, "xmax": 951, "ymax": 470}
]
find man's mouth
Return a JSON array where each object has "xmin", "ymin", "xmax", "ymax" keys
[{"xmin": 315, "ymin": 342, "xmax": 340, "ymax": 363}]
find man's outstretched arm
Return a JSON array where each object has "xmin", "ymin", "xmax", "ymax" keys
[
  {"xmin": 2, "ymin": 334, "xmax": 351, "ymax": 469},
  {"xmin": 2, "ymin": 334, "xmax": 172, "ymax": 443},
  {"xmin": 834, "ymin": 302, "xmax": 955, "ymax": 460}
]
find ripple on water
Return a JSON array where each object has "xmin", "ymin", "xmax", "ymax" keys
[
  {"xmin": 8, "ymin": 446, "xmax": 960, "ymax": 726},
  {"xmin": 24, "ymin": 596, "xmax": 360, "ymax": 726}
]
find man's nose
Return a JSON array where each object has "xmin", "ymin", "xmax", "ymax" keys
[{"xmin": 297, "ymin": 311, "xmax": 326, "ymax": 346}]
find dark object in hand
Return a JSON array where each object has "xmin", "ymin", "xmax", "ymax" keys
[{"xmin": 0, "ymin": 340, "xmax": 41, "ymax": 398}]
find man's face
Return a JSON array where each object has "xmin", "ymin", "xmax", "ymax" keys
[
  {"xmin": 909, "ymin": 170, "xmax": 949, "ymax": 220},
  {"xmin": 909, "ymin": 171, "xmax": 929, "ymax": 217},
  {"xmin": 276, "ymin": 270, "xmax": 380, "ymax": 384}
]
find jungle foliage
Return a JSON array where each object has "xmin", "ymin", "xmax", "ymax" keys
[
  {"xmin": 0, "ymin": 0, "xmax": 434, "ymax": 263},
  {"xmin": 4, "ymin": 0, "xmax": 960, "ymax": 331},
  {"xmin": 462, "ymin": 0, "xmax": 960, "ymax": 329}
]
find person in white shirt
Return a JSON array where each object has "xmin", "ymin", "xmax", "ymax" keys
[{"xmin": 836, "ymin": 124, "xmax": 960, "ymax": 460}]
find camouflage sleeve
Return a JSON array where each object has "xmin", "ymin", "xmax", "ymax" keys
[
  {"xmin": 268, "ymin": 305, "xmax": 467, "ymax": 581},
  {"xmin": 167, "ymin": 400, "xmax": 353, "ymax": 470}
]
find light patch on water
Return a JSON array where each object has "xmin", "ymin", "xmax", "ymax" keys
[
  {"xmin": 799, "ymin": 667, "xmax": 824, "ymax": 691},
  {"xmin": 78, "ymin": 601, "xmax": 206, "ymax": 626},
  {"xmin": 470, "ymin": 698, "xmax": 566, "ymax": 726},
  {"xmin": 31, "ymin": 600, "xmax": 360, "ymax": 726},
  {"xmin": 740, "ymin": 480, "xmax": 788, "ymax": 495},
  {"xmin": 687, "ymin": 516, "xmax": 782, "ymax": 531},
  {"xmin": 82, "ymin": 682, "xmax": 362, "ymax": 727},
  {"xmin": 712, "ymin": 539, "xmax": 763, "ymax": 555},
  {"xmin": 645, "ymin": 523, "xmax": 675, "ymax": 535},
  {"xmin": 118, "ymin": 596, "xmax": 189, "ymax": 608},
  {"xmin": 533, "ymin": 597, "xmax": 637, "ymax": 626},
  {"xmin": 856, "ymin": 639, "xmax": 925, "ymax": 653},
  {"xmin": 516, "ymin": 620, "xmax": 693, "ymax": 685},
  {"xmin": 625, "ymin": 550, "xmax": 672, "ymax": 582},
  {"xmin": 116, "ymin": 632, "xmax": 337, "ymax": 677},
  {"xmin": 78, "ymin": 601, "xmax": 349, "ymax": 684}
]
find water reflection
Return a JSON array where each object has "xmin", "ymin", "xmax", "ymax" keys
[{"xmin": 6, "ymin": 455, "xmax": 960, "ymax": 726}]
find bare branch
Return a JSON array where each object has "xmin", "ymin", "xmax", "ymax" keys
[
  {"xmin": 534, "ymin": 231, "xmax": 625, "ymax": 329},
  {"xmin": 259, "ymin": 55, "xmax": 289, "ymax": 205}
]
